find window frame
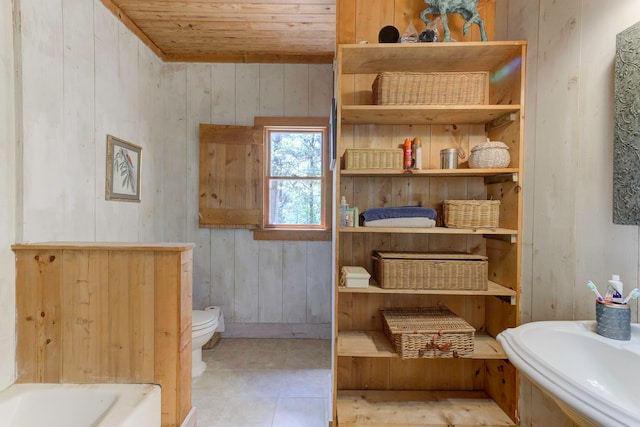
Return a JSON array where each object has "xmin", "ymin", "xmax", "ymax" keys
[{"xmin": 253, "ymin": 117, "xmax": 331, "ymax": 241}]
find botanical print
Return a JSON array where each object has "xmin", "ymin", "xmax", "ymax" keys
[
  {"xmin": 106, "ymin": 135, "xmax": 141, "ymax": 202},
  {"xmin": 113, "ymin": 146, "xmax": 138, "ymax": 195}
]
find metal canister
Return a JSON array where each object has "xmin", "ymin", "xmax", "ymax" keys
[{"xmin": 440, "ymin": 148, "xmax": 458, "ymax": 169}]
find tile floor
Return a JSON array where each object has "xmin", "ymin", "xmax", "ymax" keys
[{"xmin": 192, "ymin": 338, "xmax": 332, "ymax": 427}]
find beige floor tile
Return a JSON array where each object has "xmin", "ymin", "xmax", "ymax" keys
[{"xmin": 193, "ymin": 338, "xmax": 331, "ymax": 427}]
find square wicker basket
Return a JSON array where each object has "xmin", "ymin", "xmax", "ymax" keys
[
  {"xmin": 372, "ymin": 71, "xmax": 488, "ymax": 105},
  {"xmin": 344, "ymin": 148, "xmax": 403, "ymax": 169},
  {"xmin": 382, "ymin": 306, "xmax": 475, "ymax": 359},
  {"xmin": 372, "ymin": 252, "xmax": 488, "ymax": 290},
  {"xmin": 443, "ymin": 200, "xmax": 500, "ymax": 229}
]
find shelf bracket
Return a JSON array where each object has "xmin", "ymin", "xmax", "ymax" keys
[
  {"xmin": 484, "ymin": 234, "xmax": 517, "ymax": 243},
  {"xmin": 486, "ymin": 112, "xmax": 518, "ymax": 130},
  {"xmin": 484, "ymin": 172, "xmax": 518, "ymax": 185}
]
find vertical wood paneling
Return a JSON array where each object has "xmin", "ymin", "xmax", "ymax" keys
[
  {"xmin": 15, "ymin": 250, "xmax": 62, "ymax": 383},
  {"xmin": 259, "ymin": 64, "xmax": 285, "ymax": 116},
  {"xmin": 531, "ymin": 0, "xmax": 581, "ymax": 321},
  {"xmin": 309, "ymin": 64, "xmax": 334, "ymax": 116},
  {"xmin": 21, "ymin": 0, "xmax": 65, "ymax": 242},
  {"xmin": 186, "ymin": 65, "xmax": 213, "ymax": 308},
  {"xmin": 211, "ymin": 63, "xmax": 236, "ymax": 124},
  {"xmin": 162, "ymin": 64, "xmax": 188, "ymax": 242},
  {"xmin": 235, "ymin": 64, "xmax": 260, "ymax": 126},
  {"xmin": 284, "ymin": 64, "xmax": 310, "ymax": 116},
  {"xmin": 0, "ymin": 0, "xmax": 16, "ymax": 389},
  {"xmin": 60, "ymin": 250, "xmax": 109, "ymax": 381},
  {"xmin": 234, "ymin": 230, "xmax": 260, "ymax": 322},
  {"xmin": 258, "ymin": 241, "xmax": 284, "ymax": 322},
  {"xmin": 283, "ymin": 241, "xmax": 308, "ymax": 323},
  {"xmin": 63, "ymin": 0, "xmax": 96, "ymax": 240},
  {"xmin": 307, "ymin": 241, "xmax": 332, "ymax": 323},
  {"xmin": 138, "ymin": 47, "xmax": 165, "ymax": 242},
  {"xmin": 210, "ymin": 230, "xmax": 236, "ymax": 314}
]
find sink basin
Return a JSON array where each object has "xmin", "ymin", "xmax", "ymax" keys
[{"xmin": 497, "ymin": 320, "xmax": 640, "ymax": 427}]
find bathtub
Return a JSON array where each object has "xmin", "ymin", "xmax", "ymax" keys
[{"xmin": 0, "ymin": 383, "xmax": 161, "ymax": 427}]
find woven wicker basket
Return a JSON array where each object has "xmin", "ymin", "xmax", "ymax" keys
[
  {"xmin": 382, "ymin": 306, "xmax": 475, "ymax": 359},
  {"xmin": 468, "ymin": 140, "xmax": 511, "ymax": 169},
  {"xmin": 372, "ymin": 72, "xmax": 488, "ymax": 105},
  {"xmin": 443, "ymin": 200, "xmax": 500, "ymax": 229},
  {"xmin": 372, "ymin": 252, "xmax": 488, "ymax": 290},
  {"xmin": 344, "ymin": 148, "xmax": 403, "ymax": 169}
]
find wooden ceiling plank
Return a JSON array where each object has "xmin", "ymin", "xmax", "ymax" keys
[
  {"xmin": 165, "ymin": 51, "xmax": 333, "ymax": 64},
  {"xmin": 134, "ymin": 20, "xmax": 336, "ymax": 32},
  {"xmin": 123, "ymin": 11, "xmax": 336, "ymax": 23},
  {"xmin": 115, "ymin": 1, "xmax": 336, "ymax": 15}
]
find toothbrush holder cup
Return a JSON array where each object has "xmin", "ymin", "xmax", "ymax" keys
[{"xmin": 596, "ymin": 300, "xmax": 630, "ymax": 341}]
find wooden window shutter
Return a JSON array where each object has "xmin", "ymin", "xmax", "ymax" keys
[{"xmin": 199, "ymin": 124, "xmax": 263, "ymax": 229}]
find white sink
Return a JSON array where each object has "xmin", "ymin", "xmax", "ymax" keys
[{"xmin": 497, "ymin": 320, "xmax": 640, "ymax": 427}]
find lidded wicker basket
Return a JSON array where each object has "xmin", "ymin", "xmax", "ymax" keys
[
  {"xmin": 381, "ymin": 306, "xmax": 475, "ymax": 359},
  {"xmin": 468, "ymin": 139, "xmax": 510, "ymax": 169}
]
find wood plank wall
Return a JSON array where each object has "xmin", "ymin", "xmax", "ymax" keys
[
  {"xmin": 337, "ymin": 0, "xmax": 495, "ymax": 45},
  {"xmin": 13, "ymin": 243, "xmax": 193, "ymax": 427}
]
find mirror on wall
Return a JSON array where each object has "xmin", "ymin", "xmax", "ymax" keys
[{"xmin": 614, "ymin": 21, "xmax": 640, "ymax": 224}]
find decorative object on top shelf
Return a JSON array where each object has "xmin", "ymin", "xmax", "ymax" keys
[
  {"xmin": 378, "ymin": 25, "xmax": 400, "ymax": 43},
  {"xmin": 381, "ymin": 306, "xmax": 476, "ymax": 359},
  {"xmin": 468, "ymin": 138, "xmax": 511, "ymax": 168},
  {"xmin": 419, "ymin": 0, "xmax": 488, "ymax": 42}
]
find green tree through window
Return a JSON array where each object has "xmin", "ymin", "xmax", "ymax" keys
[{"xmin": 266, "ymin": 128, "xmax": 326, "ymax": 228}]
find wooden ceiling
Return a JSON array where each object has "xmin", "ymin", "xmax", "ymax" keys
[{"xmin": 101, "ymin": 0, "xmax": 336, "ymax": 63}]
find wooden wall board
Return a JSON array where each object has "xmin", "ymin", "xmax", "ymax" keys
[{"xmin": 14, "ymin": 245, "xmax": 193, "ymax": 427}]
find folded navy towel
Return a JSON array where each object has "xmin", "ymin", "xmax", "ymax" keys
[{"xmin": 361, "ymin": 206, "xmax": 437, "ymax": 222}]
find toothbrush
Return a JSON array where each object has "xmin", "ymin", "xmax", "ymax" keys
[
  {"xmin": 622, "ymin": 288, "xmax": 640, "ymax": 304},
  {"xmin": 586, "ymin": 280, "xmax": 604, "ymax": 302}
]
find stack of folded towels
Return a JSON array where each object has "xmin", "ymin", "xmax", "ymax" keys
[{"xmin": 361, "ymin": 206, "xmax": 437, "ymax": 228}]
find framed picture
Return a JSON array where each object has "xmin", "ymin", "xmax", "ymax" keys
[{"xmin": 105, "ymin": 135, "xmax": 142, "ymax": 202}]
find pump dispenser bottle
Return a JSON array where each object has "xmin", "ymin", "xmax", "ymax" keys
[
  {"xmin": 339, "ymin": 196, "xmax": 348, "ymax": 227},
  {"xmin": 607, "ymin": 274, "xmax": 624, "ymax": 304}
]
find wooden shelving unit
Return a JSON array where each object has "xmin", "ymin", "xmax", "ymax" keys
[{"xmin": 332, "ymin": 41, "xmax": 526, "ymax": 426}]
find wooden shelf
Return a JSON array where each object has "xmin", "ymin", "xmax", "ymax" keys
[
  {"xmin": 341, "ymin": 167, "xmax": 518, "ymax": 178},
  {"xmin": 337, "ymin": 390, "xmax": 516, "ymax": 427},
  {"xmin": 339, "ymin": 280, "xmax": 516, "ymax": 299},
  {"xmin": 339, "ymin": 226, "xmax": 518, "ymax": 237},
  {"xmin": 337, "ymin": 331, "xmax": 507, "ymax": 359},
  {"xmin": 341, "ymin": 104, "xmax": 520, "ymax": 125},
  {"xmin": 339, "ymin": 41, "xmax": 526, "ymax": 74}
]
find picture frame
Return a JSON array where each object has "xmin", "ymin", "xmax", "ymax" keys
[{"xmin": 105, "ymin": 135, "xmax": 142, "ymax": 202}]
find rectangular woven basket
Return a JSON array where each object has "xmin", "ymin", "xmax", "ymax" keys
[
  {"xmin": 382, "ymin": 306, "xmax": 475, "ymax": 359},
  {"xmin": 443, "ymin": 200, "xmax": 500, "ymax": 229},
  {"xmin": 372, "ymin": 252, "xmax": 488, "ymax": 290},
  {"xmin": 372, "ymin": 71, "xmax": 488, "ymax": 105},
  {"xmin": 344, "ymin": 148, "xmax": 403, "ymax": 169}
]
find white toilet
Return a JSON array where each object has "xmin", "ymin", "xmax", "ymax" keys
[{"xmin": 191, "ymin": 306, "xmax": 222, "ymax": 377}]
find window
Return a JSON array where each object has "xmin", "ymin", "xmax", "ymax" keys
[
  {"xmin": 264, "ymin": 127, "xmax": 326, "ymax": 228},
  {"xmin": 257, "ymin": 117, "xmax": 330, "ymax": 240},
  {"xmin": 198, "ymin": 117, "xmax": 331, "ymax": 240}
]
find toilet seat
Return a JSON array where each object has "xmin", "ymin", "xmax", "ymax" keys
[{"xmin": 193, "ymin": 309, "xmax": 217, "ymax": 332}]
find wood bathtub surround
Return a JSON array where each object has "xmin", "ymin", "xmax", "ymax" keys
[{"xmin": 13, "ymin": 242, "xmax": 194, "ymax": 427}]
